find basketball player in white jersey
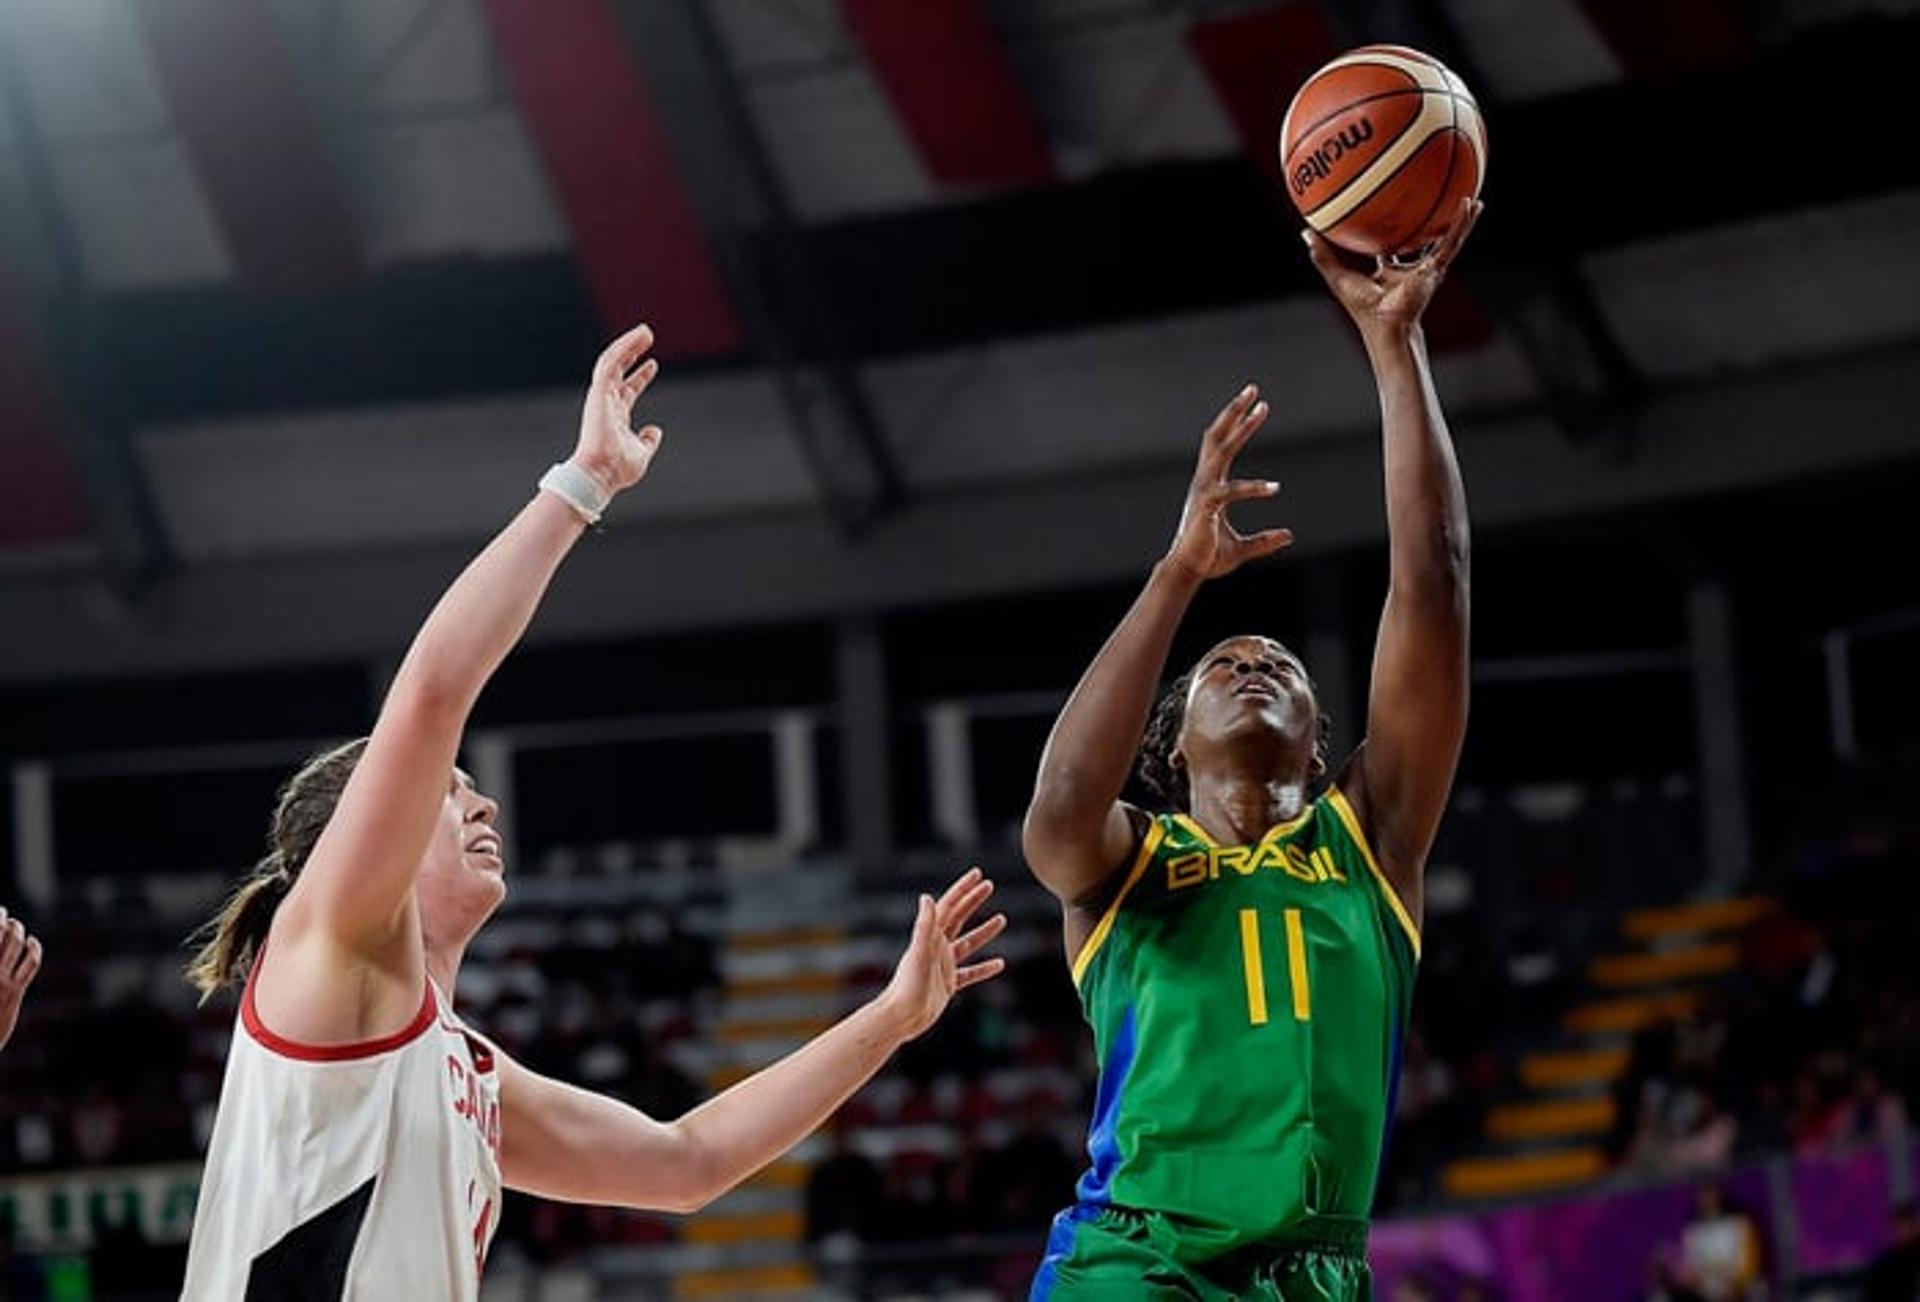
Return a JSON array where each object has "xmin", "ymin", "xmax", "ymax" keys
[{"xmin": 178, "ymin": 323, "xmax": 1008, "ymax": 1299}]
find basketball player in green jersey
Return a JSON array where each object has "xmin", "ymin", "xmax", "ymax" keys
[{"xmin": 1024, "ymin": 197, "xmax": 1481, "ymax": 1301}]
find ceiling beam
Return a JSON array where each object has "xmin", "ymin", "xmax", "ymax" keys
[
  {"xmin": 47, "ymin": 14, "xmax": 1920, "ymax": 428},
  {"xmin": 602, "ymin": 0, "xmax": 903, "ymax": 535},
  {"xmin": 2, "ymin": 341, "xmax": 1914, "ymax": 683},
  {"xmin": 477, "ymin": 0, "xmax": 742, "ymax": 355},
  {"xmin": 1311, "ymin": 0, "xmax": 1646, "ymax": 445},
  {"xmin": 0, "ymin": 16, "xmax": 170, "ymax": 590}
]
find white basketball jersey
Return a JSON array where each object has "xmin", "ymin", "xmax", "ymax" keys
[{"xmin": 180, "ymin": 969, "xmax": 503, "ymax": 1300}]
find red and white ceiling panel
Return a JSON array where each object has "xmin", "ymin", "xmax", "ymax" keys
[
  {"xmin": 1443, "ymin": 0, "xmax": 1624, "ymax": 99},
  {"xmin": 282, "ymin": 0, "xmax": 567, "ymax": 265},
  {"xmin": 839, "ymin": 0, "xmax": 1053, "ymax": 186},
  {"xmin": 995, "ymin": 3, "xmax": 1236, "ymax": 176},
  {"xmin": 478, "ymin": 0, "xmax": 741, "ymax": 348},
  {"xmin": 706, "ymin": 0, "xmax": 941, "ymax": 218},
  {"xmin": 0, "ymin": 258, "xmax": 89, "ymax": 547},
  {"xmin": 9, "ymin": 0, "xmax": 234, "ymax": 291},
  {"xmin": 133, "ymin": 0, "xmax": 365, "ymax": 292}
]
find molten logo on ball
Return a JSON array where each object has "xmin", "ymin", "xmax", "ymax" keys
[
  {"xmin": 1281, "ymin": 45, "xmax": 1486, "ymax": 254},
  {"xmin": 1290, "ymin": 120, "xmax": 1374, "ymax": 198}
]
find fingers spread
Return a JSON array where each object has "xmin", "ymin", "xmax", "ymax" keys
[
  {"xmin": 955, "ymin": 958, "xmax": 1006, "ymax": 989},
  {"xmin": 622, "ymin": 356, "xmax": 660, "ymax": 396},
  {"xmin": 595, "ymin": 322, "xmax": 655, "ymax": 383},
  {"xmin": 934, "ymin": 866, "xmax": 983, "ymax": 915},
  {"xmin": 1301, "ymin": 227, "xmax": 1342, "ymax": 275},
  {"xmin": 1212, "ymin": 384, "xmax": 1258, "ymax": 433},
  {"xmin": 939, "ymin": 876, "xmax": 996, "ymax": 934},
  {"xmin": 1242, "ymin": 528, "xmax": 1296, "ymax": 560},
  {"xmin": 1220, "ymin": 398, "xmax": 1270, "ymax": 461},
  {"xmin": 1201, "ymin": 384, "xmax": 1260, "ymax": 457},
  {"xmin": 1220, "ymin": 478, "xmax": 1280, "ymax": 507},
  {"xmin": 1430, "ymin": 197, "xmax": 1482, "ymax": 273},
  {"xmin": 952, "ymin": 913, "xmax": 1008, "ymax": 962},
  {"xmin": 1303, "ymin": 229, "xmax": 1371, "ymax": 293}
]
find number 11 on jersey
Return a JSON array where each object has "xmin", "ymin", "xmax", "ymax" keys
[{"xmin": 1239, "ymin": 908, "xmax": 1312, "ymax": 1026}]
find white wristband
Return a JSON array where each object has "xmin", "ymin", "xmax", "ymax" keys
[{"xmin": 538, "ymin": 461, "xmax": 611, "ymax": 525}]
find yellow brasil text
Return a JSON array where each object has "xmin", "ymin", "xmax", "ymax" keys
[{"xmin": 1166, "ymin": 842, "xmax": 1347, "ymax": 892}]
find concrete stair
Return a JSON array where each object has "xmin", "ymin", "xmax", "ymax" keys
[
  {"xmin": 1517, "ymin": 1046, "xmax": 1631, "ymax": 1092},
  {"xmin": 1443, "ymin": 1146, "xmax": 1608, "ymax": 1200},
  {"xmin": 674, "ymin": 873, "xmax": 870, "ymax": 1298},
  {"xmin": 1440, "ymin": 895, "xmax": 1770, "ymax": 1203}
]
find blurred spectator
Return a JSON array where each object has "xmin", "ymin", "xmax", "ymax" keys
[
  {"xmin": 1385, "ymin": 1028, "xmax": 1461, "ymax": 1206},
  {"xmin": 1791, "ymin": 1053, "xmax": 1858, "ymax": 1153},
  {"xmin": 1665, "ymin": 1091, "xmax": 1742, "ymax": 1175},
  {"xmin": 1604, "ymin": 753, "xmax": 1920, "ymax": 1196},
  {"xmin": 872, "ymin": 1151, "xmax": 947, "ymax": 1245},
  {"xmin": 969, "ymin": 1098, "xmax": 1078, "ymax": 1234},
  {"xmin": 1677, "ymin": 1184, "xmax": 1763, "ymax": 1302},
  {"xmin": 805, "ymin": 1116, "xmax": 884, "ymax": 1252},
  {"xmin": 1643, "ymin": 1250, "xmax": 1707, "ymax": 1302},
  {"xmin": 1862, "ymin": 1201, "xmax": 1920, "ymax": 1302},
  {"xmin": 10, "ymin": 750, "xmax": 1920, "ymax": 1287},
  {"xmin": 1846, "ymin": 1069, "xmax": 1910, "ymax": 1147}
]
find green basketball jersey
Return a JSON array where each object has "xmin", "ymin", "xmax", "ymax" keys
[{"xmin": 1063, "ymin": 786, "xmax": 1419, "ymax": 1258}]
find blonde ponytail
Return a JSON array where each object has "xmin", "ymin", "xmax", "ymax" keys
[{"xmin": 184, "ymin": 737, "xmax": 369, "ymax": 999}]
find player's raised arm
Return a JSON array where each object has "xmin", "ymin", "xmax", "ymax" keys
[
  {"xmin": 1305, "ymin": 198, "xmax": 1482, "ymax": 927},
  {"xmin": 280, "ymin": 325, "xmax": 665, "ymax": 967},
  {"xmin": 497, "ymin": 870, "xmax": 1005, "ymax": 1212},
  {"xmin": 1022, "ymin": 389, "xmax": 1291, "ymax": 906}
]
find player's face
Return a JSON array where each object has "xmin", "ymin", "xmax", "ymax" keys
[
  {"xmin": 416, "ymin": 768, "xmax": 508, "ymax": 946},
  {"xmin": 1180, "ymin": 636, "xmax": 1317, "ymax": 757}
]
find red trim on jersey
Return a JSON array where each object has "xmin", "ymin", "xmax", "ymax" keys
[{"xmin": 242, "ymin": 963, "xmax": 438, "ymax": 1062}]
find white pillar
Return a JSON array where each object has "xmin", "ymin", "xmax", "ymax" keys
[
  {"xmin": 11, "ymin": 762, "xmax": 54, "ymax": 912},
  {"xmin": 1689, "ymin": 584, "xmax": 1751, "ymax": 889},
  {"xmin": 926, "ymin": 703, "xmax": 978, "ymax": 847},
  {"xmin": 772, "ymin": 711, "xmax": 820, "ymax": 851},
  {"xmin": 1304, "ymin": 566, "xmax": 1357, "ymax": 765},
  {"xmin": 836, "ymin": 617, "xmax": 893, "ymax": 876},
  {"xmin": 1822, "ymin": 630, "xmax": 1857, "ymax": 761}
]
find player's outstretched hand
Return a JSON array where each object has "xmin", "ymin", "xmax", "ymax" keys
[
  {"xmin": 878, "ymin": 868, "xmax": 1007, "ymax": 1041},
  {"xmin": 0, "ymin": 906, "xmax": 43, "ymax": 1052},
  {"xmin": 572, "ymin": 322, "xmax": 666, "ymax": 498},
  {"xmin": 1304, "ymin": 196, "xmax": 1483, "ymax": 341},
  {"xmin": 1165, "ymin": 384, "xmax": 1293, "ymax": 582}
]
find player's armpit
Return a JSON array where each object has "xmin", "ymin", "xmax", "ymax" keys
[{"xmin": 1022, "ymin": 798, "xmax": 1146, "ymax": 910}]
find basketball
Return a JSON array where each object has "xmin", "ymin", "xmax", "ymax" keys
[{"xmin": 1280, "ymin": 45, "xmax": 1487, "ymax": 257}]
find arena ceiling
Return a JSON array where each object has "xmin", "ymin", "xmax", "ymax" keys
[{"xmin": 1, "ymin": 0, "xmax": 1918, "ymax": 678}]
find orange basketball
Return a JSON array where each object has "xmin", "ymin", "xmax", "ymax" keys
[{"xmin": 1280, "ymin": 45, "xmax": 1487, "ymax": 258}]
